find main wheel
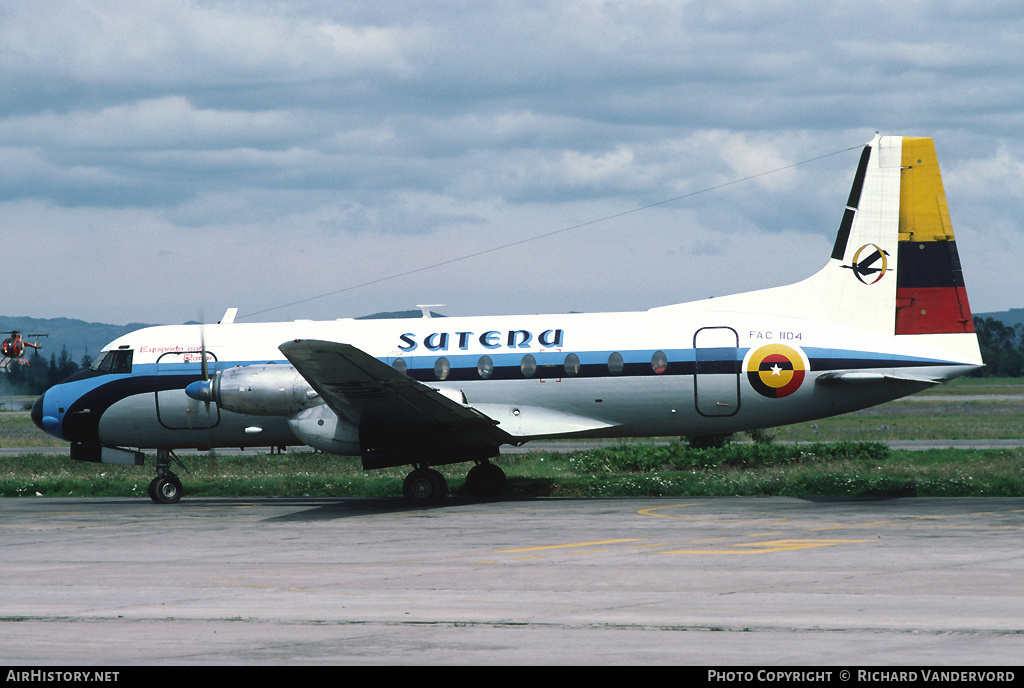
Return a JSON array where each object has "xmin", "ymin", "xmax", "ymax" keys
[
  {"xmin": 149, "ymin": 474, "xmax": 183, "ymax": 504},
  {"xmin": 403, "ymin": 468, "xmax": 447, "ymax": 507},
  {"xmin": 464, "ymin": 462, "xmax": 507, "ymax": 499}
]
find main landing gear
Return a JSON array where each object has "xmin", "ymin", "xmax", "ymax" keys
[
  {"xmin": 401, "ymin": 459, "xmax": 507, "ymax": 507},
  {"xmin": 148, "ymin": 449, "xmax": 187, "ymax": 504},
  {"xmin": 403, "ymin": 467, "xmax": 448, "ymax": 507},
  {"xmin": 464, "ymin": 460, "xmax": 507, "ymax": 499}
]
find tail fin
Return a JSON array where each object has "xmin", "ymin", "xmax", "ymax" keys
[
  {"xmin": 665, "ymin": 134, "xmax": 982, "ymax": 364},
  {"xmin": 825, "ymin": 135, "xmax": 974, "ymax": 337}
]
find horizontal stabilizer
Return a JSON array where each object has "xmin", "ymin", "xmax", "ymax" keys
[{"xmin": 815, "ymin": 372, "xmax": 942, "ymax": 386}]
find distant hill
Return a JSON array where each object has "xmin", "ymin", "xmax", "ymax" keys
[
  {"xmin": 975, "ymin": 309, "xmax": 1024, "ymax": 329},
  {"xmin": 0, "ymin": 315, "xmax": 160, "ymax": 367}
]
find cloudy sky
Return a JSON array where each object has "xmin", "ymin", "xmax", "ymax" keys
[{"xmin": 3, "ymin": 0, "xmax": 1023, "ymax": 325}]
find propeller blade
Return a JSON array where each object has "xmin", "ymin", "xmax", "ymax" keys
[{"xmin": 200, "ymin": 322, "xmax": 209, "ymax": 382}]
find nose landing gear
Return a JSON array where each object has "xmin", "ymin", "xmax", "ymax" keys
[
  {"xmin": 149, "ymin": 472, "xmax": 183, "ymax": 504},
  {"xmin": 148, "ymin": 449, "xmax": 188, "ymax": 504}
]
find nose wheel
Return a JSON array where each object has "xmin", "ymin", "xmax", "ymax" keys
[
  {"xmin": 149, "ymin": 472, "xmax": 183, "ymax": 504},
  {"xmin": 148, "ymin": 449, "xmax": 187, "ymax": 504}
]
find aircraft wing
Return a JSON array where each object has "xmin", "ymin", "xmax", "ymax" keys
[{"xmin": 278, "ymin": 339, "xmax": 514, "ymax": 451}]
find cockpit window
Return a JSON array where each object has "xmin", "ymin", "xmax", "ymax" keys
[{"xmin": 93, "ymin": 350, "xmax": 133, "ymax": 374}]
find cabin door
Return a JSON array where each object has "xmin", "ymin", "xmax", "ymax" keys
[{"xmin": 693, "ymin": 326, "xmax": 740, "ymax": 417}]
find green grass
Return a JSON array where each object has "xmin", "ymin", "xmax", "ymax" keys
[
  {"xmin": 2, "ymin": 443, "xmax": 1022, "ymax": 499},
  {"xmin": 0, "ymin": 451, "xmax": 406, "ymax": 499},
  {"xmin": 0, "ymin": 412, "xmax": 66, "ymax": 447}
]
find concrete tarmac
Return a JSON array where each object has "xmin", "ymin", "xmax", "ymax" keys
[{"xmin": 1, "ymin": 496, "xmax": 1022, "ymax": 665}]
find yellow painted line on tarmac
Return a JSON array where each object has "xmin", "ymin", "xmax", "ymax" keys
[
  {"xmin": 661, "ymin": 538, "xmax": 873, "ymax": 555},
  {"xmin": 493, "ymin": 539, "xmax": 645, "ymax": 553},
  {"xmin": 636, "ymin": 503, "xmax": 703, "ymax": 518}
]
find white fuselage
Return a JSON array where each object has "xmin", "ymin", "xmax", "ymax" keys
[{"xmin": 35, "ymin": 306, "xmax": 977, "ymax": 456}]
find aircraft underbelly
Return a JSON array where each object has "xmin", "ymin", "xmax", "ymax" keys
[
  {"xmin": 458, "ymin": 366, "xmax": 938, "ymax": 441},
  {"xmin": 461, "ymin": 376, "xmax": 715, "ymax": 438}
]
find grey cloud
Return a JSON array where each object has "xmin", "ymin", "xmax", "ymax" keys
[{"xmin": 2, "ymin": 1, "xmax": 1023, "ymax": 323}]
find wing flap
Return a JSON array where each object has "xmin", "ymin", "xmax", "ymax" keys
[
  {"xmin": 278, "ymin": 339, "xmax": 616, "ymax": 458},
  {"xmin": 278, "ymin": 339, "xmax": 511, "ymax": 440},
  {"xmin": 470, "ymin": 403, "xmax": 619, "ymax": 438}
]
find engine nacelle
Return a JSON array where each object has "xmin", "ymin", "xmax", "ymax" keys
[
  {"xmin": 186, "ymin": 364, "xmax": 321, "ymax": 416},
  {"xmin": 287, "ymin": 404, "xmax": 361, "ymax": 455}
]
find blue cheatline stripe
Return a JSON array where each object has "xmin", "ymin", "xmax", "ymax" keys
[{"xmin": 395, "ymin": 346, "xmax": 959, "ymax": 383}]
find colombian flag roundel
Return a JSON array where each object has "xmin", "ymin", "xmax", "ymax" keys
[{"xmin": 745, "ymin": 344, "xmax": 807, "ymax": 398}]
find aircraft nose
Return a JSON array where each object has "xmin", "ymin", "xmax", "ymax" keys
[
  {"xmin": 31, "ymin": 393, "xmax": 44, "ymax": 430},
  {"xmin": 31, "ymin": 391, "xmax": 63, "ymax": 438}
]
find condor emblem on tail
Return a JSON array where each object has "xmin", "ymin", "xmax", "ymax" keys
[{"xmin": 844, "ymin": 243, "xmax": 890, "ymax": 284}]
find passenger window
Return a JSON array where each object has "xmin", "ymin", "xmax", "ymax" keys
[
  {"xmin": 392, "ymin": 358, "xmax": 407, "ymax": 374},
  {"xmin": 564, "ymin": 353, "xmax": 580, "ymax": 376},
  {"xmin": 651, "ymin": 351, "xmax": 667, "ymax": 374},
  {"xmin": 521, "ymin": 354, "xmax": 537, "ymax": 378},
  {"xmin": 608, "ymin": 352, "xmax": 624, "ymax": 375},
  {"xmin": 434, "ymin": 357, "xmax": 450, "ymax": 380},
  {"xmin": 477, "ymin": 355, "xmax": 493, "ymax": 379}
]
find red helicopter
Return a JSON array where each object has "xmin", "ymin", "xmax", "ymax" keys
[{"xmin": 1, "ymin": 331, "xmax": 47, "ymax": 371}]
